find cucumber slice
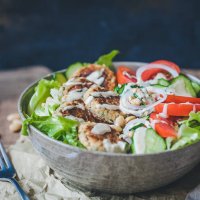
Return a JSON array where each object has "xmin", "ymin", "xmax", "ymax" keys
[
  {"xmin": 65, "ymin": 62, "xmax": 83, "ymax": 79},
  {"xmin": 131, "ymin": 136, "xmax": 135, "ymax": 154},
  {"xmin": 157, "ymin": 78, "xmax": 170, "ymax": 86},
  {"xmin": 145, "ymin": 128, "xmax": 166, "ymax": 153},
  {"xmin": 54, "ymin": 73, "xmax": 67, "ymax": 84},
  {"xmin": 191, "ymin": 81, "xmax": 200, "ymax": 97},
  {"xmin": 169, "ymin": 74, "xmax": 196, "ymax": 97}
]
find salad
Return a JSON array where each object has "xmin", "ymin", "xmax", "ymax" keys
[{"xmin": 22, "ymin": 50, "xmax": 200, "ymax": 154}]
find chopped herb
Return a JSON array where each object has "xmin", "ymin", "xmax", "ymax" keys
[
  {"xmin": 130, "ymin": 85, "xmax": 143, "ymax": 88},
  {"xmin": 114, "ymin": 84, "xmax": 127, "ymax": 94},
  {"xmin": 133, "ymin": 93, "xmax": 139, "ymax": 98}
]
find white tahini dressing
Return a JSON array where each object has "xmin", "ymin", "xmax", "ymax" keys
[
  {"xmin": 64, "ymin": 115, "xmax": 85, "ymax": 122},
  {"xmin": 62, "ymin": 104, "xmax": 85, "ymax": 111},
  {"xmin": 158, "ymin": 103, "xmax": 168, "ymax": 118},
  {"xmin": 64, "ymin": 78, "xmax": 82, "ymax": 87},
  {"xmin": 92, "ymin": 91, "xmax": 118, "ymax": 98},
  {"xmin": 91, "ymin": 123, "xmax": 111, "ymax": 135},
  {"xmin": 85, "ymin": 96, "xmax": 94, "ymax": 105},
  {"xmin": 103, "ymin": 139, "xmax": 127, "ymax": 153},
  {"xmin": 86, "ymin": 69, "xmax": 105, "ymax": 85},
  {"xmin": 85, "ymin": 90, "xmax": 119, "ymax": 109},
  {"xmin": 134, "ymin": 127, "xmax": 147, "ymax": 154},
  {"xmin": 62, "ymin": 88, "xmax": 87, "ymax": 102},
  {"xmin": 96, "ymin": 104, "xmax": 119, "ymax": 110}
]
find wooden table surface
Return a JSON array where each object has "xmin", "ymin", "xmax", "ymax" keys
[
  {"xmin": 0, "ymin": 66, "xmax": 51, "ymax": 147},
  {"xmin": 0, "ymin": 66, "xmax": 200, "ymax": 199}
]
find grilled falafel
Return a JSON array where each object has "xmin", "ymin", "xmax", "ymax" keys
[
  {"xmin": 72, "ymin": 64, "xmax": 116, "ymax": 90},
  {"xmin": 83, "ymin": 85, "xmax": 125, "ymax": 124},
  {"xmin": 78, "ymin": 122, "xmax": 127, "ymax": 152}
]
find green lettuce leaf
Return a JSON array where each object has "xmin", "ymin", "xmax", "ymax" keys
[
  {"xmin": 171, "ymin": 127, "xmax": 199, "ymax": 150},
  {"xmin": 22, "ymin": 113, "xmax": 84, "ymax": 148},
  {"xmin": 95, "ymin": 50, "xmax": 119, "ymax": 67},
  {"xmin": 166, "ymin": 137, "xmax": 175, "ymax": 150},
  {"xmin": 28, "ymin": 79, "xmax": 60, "ymax": 115},
  {"xmin": 171, "ymin": 113, "xmax": 200, "ymax": 150},
  {"xmin": 186, "ymin": 111, "xmax": 200, "ymax": 131}
]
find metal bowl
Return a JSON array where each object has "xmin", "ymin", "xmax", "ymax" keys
[{"xmin": 18, "ymin": 62, "xmax": 200, "ymax": 194}]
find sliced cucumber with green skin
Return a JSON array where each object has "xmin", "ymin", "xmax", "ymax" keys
[
  {"xmin": 131, "ymin": 136, "xmax": 135, "ymax": 154},
  {"xmin": 157, "ymin": 78, "xmax": 170, "ymax": 87},
  {"xmin": 169, "ymin": 74, "xmax": 196, "ymax": 97},
  {"xmin": 191, "ymin": 81, "xmax": 200, "ymax": 97},
  {"xmin": 145, "ymin": 128, "xmax": 166, "ymax": 153},
  {"xmin": 65, "ymin": 62, "xmax": 84, "ymax": 79},
  {"xmin": 54, "ymin": 72, "xmax": 67, "ymax": 84}
]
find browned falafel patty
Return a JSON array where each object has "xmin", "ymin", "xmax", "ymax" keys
[
  {"xmin": 71, "ymin": 64, "xmax": 116, "ymax": 90},
  {"xmin": 83, "ymin": 85, "xmax": 125, "ymax": 124},
  {"xmin": 78, "ymin": 122, "xmax": 126, "ymax": 152},
  {"xmin": 56, "ymin": 100, "xmax": 94, "ymax": 122}
]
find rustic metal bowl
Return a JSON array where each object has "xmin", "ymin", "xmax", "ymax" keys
[{"xmin": 18, "ymin": 62, "xmax": 200, "ymax": 194}]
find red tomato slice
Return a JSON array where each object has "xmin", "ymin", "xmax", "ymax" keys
[
  {"xmin": 150, "ymin": 113, "xmax": 177, "ymax": 138},
  {"xmin": 165, "ymin": 95, "xmax": 200, "ymax": 104},
  {"xmin": 117, "ymin": 66, "xmax": 137, "ymax": 84},
  {"xmin": 155, "ymin": 123, "xmax": 177, "ymax": 138},
  {"xmin": 154, "ymin": 103, "xmax": 200, "ymax": 116},
  {"xmin": 141, "ymin": 60, "xmax": 180, "ymax": 81}
]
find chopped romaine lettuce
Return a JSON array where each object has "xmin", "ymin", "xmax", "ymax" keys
[
  {"xmin": 171, "ymin": 112, "xmax": 200, "ymax": 150},
  {"xmin": 171, "ymin": 132, "xmax": 199, "ymax": 150},
  {"xmin": 95, "ymin": 50, "xmax": 119, "ymax": 67},
  {"xmin": 166, "ymin": 137, "xmax": 174, "ymax": 150},
  {"xmin": 28, "ymin": 79, "xmax": 60, "ymax": 115},
  {"xmin": 53, "ymin": 72, "xmax": 67, "ymax": 84},
  {"xmin": 22, "ymin": 113, "xmax": 84, "ymax": 148},
  {"xmin": 186, "ymin": 111, "xmax": 200, "ymax": 131}
]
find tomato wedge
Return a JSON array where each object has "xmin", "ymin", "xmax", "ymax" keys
[
  {"xmin": 150, "ymin": 113, "xmax": 177, "ymax": 138},
  {"xmin": 165, "ymin": 95, "xmax": 200, "ymax": 104},
  {"xmin": 117, "ymin": 66, "xmax": 137, "ymax": 84},
  {"xmin": 141, "ymin": 60, "xmax": 180, "ymax": 81},
  {"xmin": 154, "ymin": 103, "xmax": 200, "ymax": 116}
]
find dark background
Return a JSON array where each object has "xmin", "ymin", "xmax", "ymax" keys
[{"xmin": 0, "ymin": 0, "xmax": 200, "ymax": 71}]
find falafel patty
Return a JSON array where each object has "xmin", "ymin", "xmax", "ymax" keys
[
  {"xmin": 78, "ymin": 122, "xmax": 127, "ymax": 152},
  {"xmin": 56, "ymin": 99, "xmax": 94, "ymax": 122},
  {"xmin": 55, "ymin": 77, "xmax": 96, "ymax": 122},
  {"xmin": 62, "ymin": 77, "xmax": 94, "ymax": 101},
  {"xmin": 72, "ymin": 64, "xmax": 116, "ymax": 90},
  {"xmin": 83, "ymin": 85, "xmax": 124, "ymax": 124}
]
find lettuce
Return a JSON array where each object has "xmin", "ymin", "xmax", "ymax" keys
[
  {"xmin": 186, "ymin": 111, "xmax": 200, "ymax": 131},
  {"xmin": 171, "ymin": 112, "xmax": 200, "ymax": 150},
  {"xmin": 28, "ymin": 79, "xmax": 60, "ymax": 115},
  {"xmin": 22, "ymin": 113, "xmax": 84, "ymax": 148},
  {"xmin": 171, "ymin": 130, "xmax": 199, "ymax": 150},
  {"xmin": 95, "ymin": 50, "xmax": 119, "ymax": 67}
]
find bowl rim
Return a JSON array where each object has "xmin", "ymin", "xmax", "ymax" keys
[{"xmin": 18, "ymin": 61, "xmax": 200, "ymax": 158}]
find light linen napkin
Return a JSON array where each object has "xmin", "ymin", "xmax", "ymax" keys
[{"xmin": 0, "ymin": 136, "xmax": 198, "ymax": 200}]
